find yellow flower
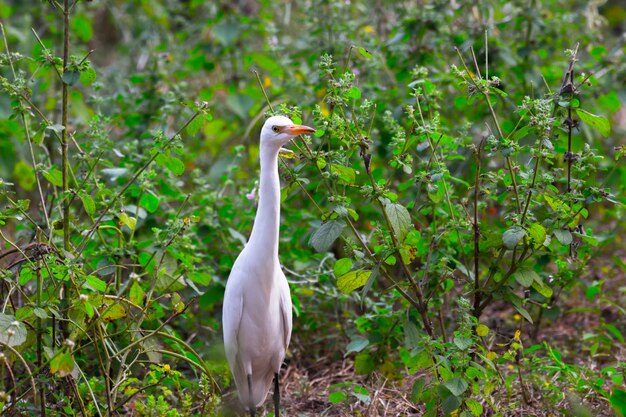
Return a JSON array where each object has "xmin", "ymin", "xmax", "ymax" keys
[
  {"xmin": 163, "ymin": 364, "xmax": 171, "ymax": 372},
  {"xmin": 363, "ymin": 25, "xmax": 375, "ymax": 34},
  {"xmin": 513, "ymin": 314, "xmax": 522, "ymax": 321},
  {"xmin": 263, "ymin": 76, "xmax": 272, "ymax": 88}
]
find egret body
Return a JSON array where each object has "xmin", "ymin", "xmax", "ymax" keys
[{"xmin": 222, "ymin": 116, "xmax": 315, "ymax": 416}]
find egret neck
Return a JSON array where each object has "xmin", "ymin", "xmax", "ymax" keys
[{"xmin": 247, "ymin": 143, "xmax": 282, "ymax": 261}]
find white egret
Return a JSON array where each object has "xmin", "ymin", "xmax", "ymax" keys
[{"xmin": 222, "ymin": 115, "xmax": 315, "ymax": 416}]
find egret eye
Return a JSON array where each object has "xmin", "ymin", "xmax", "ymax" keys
[{"xmin": 272, "ymin": 126, "xmax": 280, "ymax": 133}]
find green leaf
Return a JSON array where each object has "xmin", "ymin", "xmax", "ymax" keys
[
  {"xmin": 385, "ymin": 203, "xmax": 412, "ymax": 241},
  {"xmin": 337, "ymin": 270, "xmax": 372, "ymax": 293},
  {"xmin": 19, "ymin": 266, "xmax": 33, "ymax": 286},
  {"xmin": 333, "ymin": 258, "xmax": 352, "ymax": 277},
  {"xmin": 50, "ymin": 350, "xmax": 74, "ymax": 377},
  {"xmin": 466, "ymin": 399, "xmax": 484, "ymax": 416},
  {"xmin": 33, "ymin": 307, "xmax": 48, "ymax": 319},
  {"xmin": 187, "ymin": 272, "xmax": 211, "ymax": 286},
  {"xmin": 443, "ymin": 377, "xmax": 469, "ymax": 396},
  {"xmin": 102, "ymin": 303, "xmax": 126, "ymax": 321},
  {"xmin": 80, "ymin": 67, "xmax": 97, "ymax": 86},
  {"xmin": 345, "ymin": 338, "xmax": 369, "ymax": 355},
  {"xmin": 513, "ymin": 304, "xmax": 533, "ymax": 323},
  {"xmin": 140, "ymin": 192, "xmax": 160, "ymax": 213},
  {"xmin": 81, "ymin": 194, "xmax": 96, "ymax": 217},
  {"xmin": 329, "ymin": 164, "xmax": 356, "ymax": 185},
  {"xmin": 13, "ymin": 160, "xmax": 35, "ymax": 191},
  {"xmin": 528, "ymin": 223, "xmax": 546, "ymax": 247},
  {"xmin": 329, "ymin": 391, "xmax": 347, "ymax": 404},
  {"xmin": 453, "ymin": 335, "xmax": 472, "ymax": 350},
  {"xmin": 186, "ymin": 114, "xmax": 205, "ymax": 136},
  {"xmin": 309, "ymin": 220, "xmax": 345, "ymax": 252},
  {"xmin": 0, "ymin": 314, "xmax": 27, "ymax": 347},
  {"xmin": 42, "ymin": 167, "xmax": 63, "ymax": 187},
  {"xmin": 576, "ymin": 109, "xmax": 611, "ymax": 137},
  {"xmin": 130, "ymin": 282, "xmax": 145, "ymax": 306},
  {"xmin": 502, "ymin": 226, "xmax": 526, "ymax": 249},
  {"xmin": 610, "ymin": 388, "xmax": 626, "ymax": 417},
  {"xmin": 346, "ymin": 86, "xmax": 361, "ymax": 99},
  {"xmin": 165, "ymin": 156, "xmax": 185, "ymax": 176},
  {"xmin": 85, "ymin": 275, "xmax": 107, "ymax": 292},
  {"xmin": 513, "ymin": 268, "xmax": 538, "ymax": 288},
  {"xmin": 532, "ymin": 276, "xmax": 553, "ymax": 298},
  {"xmin": 357, "ymin": 46, "xmax": 373, "ymax": 59},
  {"xmin": 354, "ymin": 351, "xmax": 375, "ymax": 374},
  {"xmin": 554, "ymin": 229, "xmax": 573, "ymax": 245},
  {"xmin": 441, "ymin": 393, "xmax": 462, "ymax": 415},
  {"xmin": 61, "ymin": 69, "xmax": 80, "ymax": 86}
]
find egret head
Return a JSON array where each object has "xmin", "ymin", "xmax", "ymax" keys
[{"xmin": 260, "ymin": 115, "xmax": 315, "ymax": 148}]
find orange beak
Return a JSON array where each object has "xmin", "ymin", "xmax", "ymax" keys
[{"xmin": 282, "ymin": 124, "xmax": 316, "ymax": 136}]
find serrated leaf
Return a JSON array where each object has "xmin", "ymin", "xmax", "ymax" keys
[
  {"xmin": 186, "ymin": 114, "xmax": 205, "ymax": 136},
  {"xmin": 42, "ymin": 167, "xmax": 63, "ymax": 187},
  {"xmin": 385, "ymin": 203, "xmax": 411, "ymax": 241},
  {"xmin": 80, "ymin": 67, "xmax": 97, "ymax": 86},
  {"xmin": 333, "ymin": 258, "xmax": 352, "ymax": 277},
  {"xmin": 453, "ymin": 335, "xmax": 472, "ymax": 350},
  {"xmin": 85, "ymin": 275, "xmax": 107, "ymax": 292},
  {"xmin": 337, "ymin": 270, "xmax": 372, "ymax": 293},
  {"xmin": 404, "ymin": 320, "xmax": 420, "ymax": 348},
  {"xmin": 0, "ymin": 314, "xmax": 27, "ymax": 347},
  {"xmin": 513, "ymin": 269, "xmax": 538, "ymax": 287},
  {"xmin": 466, "ymin": 398, "xmax": 484, "ymax": 416},
  {"xmin": 165, "ymin": 156, "xmax": 185, "ymax": 176},
  {"xmin": 140, "ymin": 192, "xmax": 159, "ymax": 213},
  {"xmin": 443, "ymin": 377, "xmax": 469, "ymax": 396},
  {"xmin": 33, "ymin": 307, "xmax": 48, "ymax": 319},
  {"xmin": 187, "ymin": 272, "xmax": 211, "ymax": 286},
  {"xmin": 329, "ymin": 164, "xmax": 356, "ymax": 185},
  {"xmin": 61, "ymin": 69, "xmax": 80, "ymax": 86},
  {"xmin": 528, "ymin": 223, "xmax": 546, "ymax": 247},
  {"xmin": 102, "ymin": 303, "xmax": 126, "ymax": 321},
  {"xmin": 345, "ymin": 338, "xmax": 369, "ymax": 355},
  {"xmin": 81, "ymin": 194, "xmax": 95, "ymax": 216},
  {"xmin": 576, "ymin": 109, "xmax": 611, "ymax": 137},
  {"xmin": 476, "ymin": 324, "xmax": 489, "ymax": 337},
  {"xmin": 309, "ymin": 220, "xmax": 345, "ymax": 252},
  {"xmin": 502, "ymin": 226, "xmax": 526, "ymax": 249}
]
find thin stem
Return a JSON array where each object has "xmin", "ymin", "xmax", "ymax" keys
[{"xmin": 62, "ymin": 0, "xmax": 70, "ymax": 252}]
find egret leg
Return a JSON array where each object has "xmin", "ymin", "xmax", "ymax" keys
[
  {"xmin": 247, "ymin": 374, "xmax": 256, "ymax": 417},
  {"xmin": 273, "ymin": 373, "xmax": 280, "ymax": 417}
]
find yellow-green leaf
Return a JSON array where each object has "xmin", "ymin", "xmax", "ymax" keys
[
  {"xmin": 476, "ymin": 324, "xmax": 489, "ymax": 337},
  {"xmin": 337, "ymin": 270, "xmax": 372, "ymax": 293},
  {"xmin": 118, "ymin": 212, "xmax": 137, "ymax": 231},
  {"xmin": 50, "ymin": 350, "xmax": 74, "ymax": 377}
]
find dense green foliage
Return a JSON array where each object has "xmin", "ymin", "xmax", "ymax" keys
[{"xmin": 0, "ymin": 0, "xmax": 625, "ymax": 416}]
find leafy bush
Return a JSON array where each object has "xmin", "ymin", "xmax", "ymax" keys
[{"xmin": 0, "ymin": 0, "xmax": 624, "ymax": 416}]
